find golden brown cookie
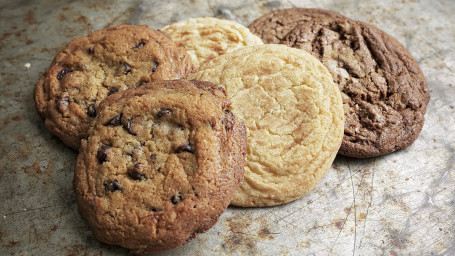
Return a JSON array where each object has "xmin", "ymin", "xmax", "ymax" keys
[
  {"xmin": 34, "ymin": 25, "xmax": 194, "ymax": 150},
  {"xmin": 190, "ymin": 44, "xmax": 344, "ymax": 207},
  {"xmin": 162, "ymin": 17, "xmax": 263, "ymax": 69},
  {"xmin": 74, "ymin": 79, "xmax": 246, "ymax": 253},
  {"xmin": 249, "ymin": 8, "xmax": 430, "ymax": 158}
]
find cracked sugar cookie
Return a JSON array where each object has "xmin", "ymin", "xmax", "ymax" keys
[
  {"xmin": 162, "ymin": 17, "xmax": 263, "ymax": 69},
  {"xmin": 74, "ymin": 79, "xmax": 246, "ymax": 253},
  {"xmin": 190, "ymin": 44, "xmax": 344, "ymax": 207},
  {"xmin": 249, "ymin": 8, "xmax": 430, "ymax": 157},
  {"xmin": 34, "ymin": 25, "xmax": 194, "ymax": 150}
]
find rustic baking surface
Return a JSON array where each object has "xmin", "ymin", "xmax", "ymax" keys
[{"xmin": 0, "ymin": 0, "xmax": 454, "ymax": 255}]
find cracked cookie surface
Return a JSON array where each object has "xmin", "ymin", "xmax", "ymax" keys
[
  {"xmin": 34, "ymin": 24, "xmax": 194, "ymax": 150},
  {"xmin": 162, "ymin": 17, "xmax": 263, "ymax": 69},
  {"xmin": 249, "ymin": 8, "xmax": 430, "ymax": 158},
  {"xmin": 190, "ymin": 44, "xmax": 344, "ymax": 207},
  {"xmin": 74, "ymin": 79, "xmax": 246, "ymax": 253}
]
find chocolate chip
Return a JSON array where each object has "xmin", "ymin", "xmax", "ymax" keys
[
  {"xmin": 223, "ymin": 109, "xmax": 234, "ymax": 130},
  {"xmin": 136, "ymin": 80, "xmax": 148, "ymax": 87},
  {"xmin": 150, "ymin": 154, "xmax": 156, "ymax": 160},
  {"xmin": 122, "ymin": 62, "xmax": 132, "ymax": 75},
  {"xmin": 57, "ymin": 68, "xmax": 72, "ymax": 80},
  {"xmin": 157, "ymin": 108, "xmax": 172, "ymax": 118},
  {"xmin": 97, "ymin": 145, "xmax": 111, "ymax": 164},
  {"xmin": 175, "ymin": 144, "xmax": 193, "ymax": 153},
  {"xmin": 104, "ymin": 179, "xmax": 121, "ymax": 192},
  {"xmin": 108, "ymin": 87, "xmax": 119, "ymax": 96},
  {"xmin": 87, "ymin": 104, "xmax": 96, "ymax": 117},
  {"xmin": 128, "ymin": 164, "xmax": 146, "ymax": 181},
  {"xmin": 124, "ymin": 119, "xmax": 136, "ymax": 135},
  {"xmin": 149, "ymin": 206, "xmax": 160, "ymax": 212},
  {"xmin": 134, "ymin": 41, "xmax": 146, "ymax": 48},
  {"xmin": 171, "ymin": 195, "xmax": 182, "ymax": 204},
  {"xmin": 88, "ymin": 47, "xmax": 94, "ymax": 55},
  {"xmin": 106, "ymin": 113, "xmax": 122, "ymax": 126},
  {"xmin": 151, "ymin": 61, "xmax": 159, "ymax": 72}
]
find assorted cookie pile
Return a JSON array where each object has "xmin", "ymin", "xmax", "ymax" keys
[{"xmin": 34, "ymin": 8, "xmax": 429, "ymax": 253}]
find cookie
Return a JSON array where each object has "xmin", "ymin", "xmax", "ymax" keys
[
  {"xmin": 74, "ymin": 79, "xmax": 246, "ymax": 253},
  {"xmin": 248, "ymin": 8, "xmax": 347, "ymax": 44},
  {"xmin": 162, "ymin": 17, "xmax": 263, "ymax": 69},
  {"xmin": 250, "ymin": 8, "xmax": 430, "ymax": 158},
  {"xmin": 190, "ymin": 44, "xmax": 344, "ymax": 207},
  {"xmin": 34, "ymin": 24, "xmax": 195, "ymax": 150}
]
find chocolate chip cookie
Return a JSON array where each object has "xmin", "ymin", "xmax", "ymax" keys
[
  {"xmin": 162, "ymin": 17, "xmax": 263, "ymax": 69},
  {"xmin": 249, "ymin": 8, "xmax": 430, "ymax": 157},
  {"xmin": 34, "ymin": 25, "xmax": 195, "ymax": 150},
  {"xmin": 74, "ymin": 79, "xmax": 246, "ymax": 253},
  {"xmin": 190, "ymin": 45, "xmax": 344, "ymax": 207}
]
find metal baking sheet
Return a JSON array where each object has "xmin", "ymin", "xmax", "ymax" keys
[{"xmin": 1, "ymin": 0, "xmax": 454, "ymax": 255}]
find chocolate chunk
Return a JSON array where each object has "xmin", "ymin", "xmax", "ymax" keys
[
  {"xmin": 88, "ymin": 47, "xmax": 94, "ymax": 55},
  {"xmin": 151, "ymin": 61, "xmax": 159, "ymax": 72},
  {"xmin": 124, "ymin": 119, "xmax": 136, "ymax": 135},
  {"xmin": 128, "ymin": 164, "xmax": 146, "ymax": 181},
  {"xmin": 136, "ymin": 80, "xmax": 148, "ymax": 87},
  {"xmin": 171, "ymin": 195, "xmax": 182, "ymax": 204},
  {"xmin": 108, "ymin": 87, "xmax": 119, "ymax": 96},
  {"xmin": 134, "ymin": 41, "xmax": 146, "ymax": 48},
  {"xmin": 122, "ymin": 62, "xmax": 132, "ymax": 75},
  {"xmin": 223, "ymin": 109, "xmax": 235, "ymax": 130},
  {"xmin": 87, "ymin": 104, "xmax": 96, "ymax": 117},
  {"xmin": 106, "ymin": 113, "xmax": 122, "ymax": 126},
  {"xmin": 175, "ymin": 144, "xmax": 193, "ymax": 153},
  {"xmin": 97, "ymin": 145, "xmax": 111, "ymax": 163},
  {"xmin": 150, "ymin": 154, "xmax": 157, "ymax": 160},
  {"xmin": 157, "ymin": 108, "xmax": 172, "ymax": 118},
  {"xmin": 104, "ymin": 179, "xmax": 121, "ymax": 192},
  {"xmin": 57, "ymin": 68, "xmax": 72, "ymax": 80}
]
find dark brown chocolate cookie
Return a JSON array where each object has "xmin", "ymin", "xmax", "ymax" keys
[
  {"xmin": 34, "ymin": 25, "xmax": 195, "ymax": 150},
  {"xmin": 249, "ymin": 8, "xmax": 430, "ymax": 157},
  {"xmin": 74, "ymin": 79, "xmax": 246, "ymax": 253},
  {"xmin": 248, "ymin": 8, "xmax": 347, "ymax": 44}
]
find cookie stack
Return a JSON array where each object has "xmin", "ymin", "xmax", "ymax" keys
[{"xmin": 33, "ymin": 8, "xmax": 429, "ymax": 253}]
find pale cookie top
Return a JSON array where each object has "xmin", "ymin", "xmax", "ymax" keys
[
  {"xmin": 190, "ymin": 44, "xmax": 344, "ymax": 207},
  {"xmin": 162, "ymin": 17, "xmax": 263, "ymax": 69}
]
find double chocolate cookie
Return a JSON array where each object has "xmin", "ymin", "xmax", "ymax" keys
[
  {"xmin": 74, "ymin": 79, "xmax": 246, "ymax": 253},
  {"xmin": 249, "ymin": 8, "xmax": 430, "ymax": 158},
  {"xmin": 34, "ymin": 25, "xmax": 194, "ymax": 150}
]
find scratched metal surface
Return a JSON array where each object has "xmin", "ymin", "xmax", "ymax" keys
[{"xmin": 0, "ymin": 0, "xmax": 454, "ymax": 255}]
